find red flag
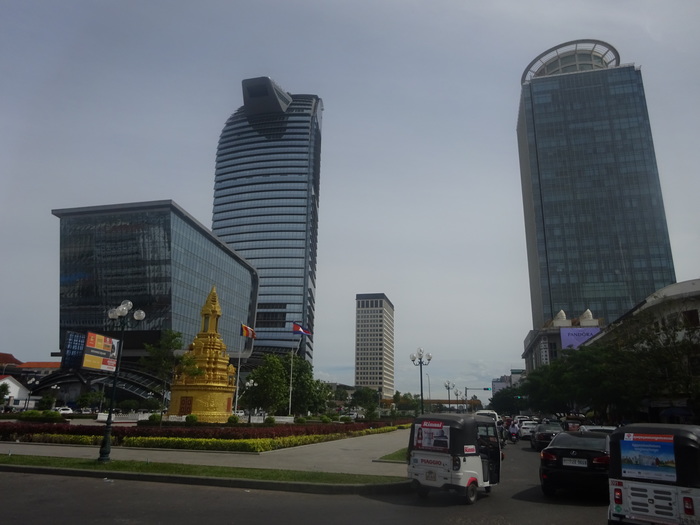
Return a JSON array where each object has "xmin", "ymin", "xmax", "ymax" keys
[
  {"xmin": 292, "ymin": 323, "xmax": 311, "ymax": 336},
  {"xmin": 240, "ymin": 324, "xmax": 256, "ymax": 339}
]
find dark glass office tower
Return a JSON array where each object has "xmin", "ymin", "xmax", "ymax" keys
[
  {"xmin": 517, "ymin": 40, "xmax": 676, "ymax": 330},
  {"xmin": 53, "ymin": 201, "xmax": 259, "ymax": 359},
  {"xmin": 213, "ymin": 77, "xmax": 322, "ymax": 366}
]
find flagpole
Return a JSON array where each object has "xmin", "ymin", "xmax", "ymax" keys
[
  {"xmin": 288, "ymin": 336, "xmax": 302, "ymax": 416},
  {"xmin": 234, "ymin": 330, "xmax": 245, "ymax": 414}
]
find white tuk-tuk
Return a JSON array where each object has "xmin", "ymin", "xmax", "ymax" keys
[
  {"xmin": 608, "ymin": 423, "xmax": 700, "ymax": 524},
  {"xmin": 407, "ymin": 413, "xmax": 502, "ymax": 504}
]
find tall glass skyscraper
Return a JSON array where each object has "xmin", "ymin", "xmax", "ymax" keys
[
  {"xmin": 212, "ymin": 77, "xmax": 322, "ymax": 366},
  {"xmin": 517, "ymin": 40, "xmax": 676, "ymax": 330}
]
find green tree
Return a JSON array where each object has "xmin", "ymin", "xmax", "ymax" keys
[
  {"xmin": 307, "ymin": 379, "xmax": 333, "ymax": 415},
  {"xmin": 334, "ymin": 386, "xmax": 349, "ymax": 402},
  {"xmin": 36, "ymin": 393, "xmax": 57, "ymax": 410},
  {"xmin": 283, "ymin": 353, "xmax": 318, "ymax": 415},
  {"xmin": 488, "ymin": 386, "xmax": 521, "ymax": 416},
  {"xmin": 351, "ymin": 386, "xmax": 379, "ymax": 419},
  {"xmin": 76, "ymin": 390, "xmax": 104, "ymax": 411},
  {"xmin": 140, "ymin": 330, "xmax": 202, "ymax": 417},
  {"xmin": 246, "ymin": 354, "xmax": 287, "ymax": 415},
  {"xmin": 396, "ymin": 392, "xmax": 419, "ymax": 413},
  {"xmin": 0, "ymin": 383, "xmax": 9, "ymax": 407}
]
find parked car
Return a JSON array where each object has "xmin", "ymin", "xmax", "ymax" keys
[
  {"xmin": 54, "ymin": 406, "xmax": 73, "ymax": 414},
  {"xmin": 539, "ymin": 431, "xmax": 610, "ymax": 498},
  {"xmin": 578, "ymin": 425, "xmax": 617, "ymax": 434},
  {"xmin": 531, "ymin": 422, "xmax": 563, "ymax": 451},
  {"xmin": 519, "ymin": 420, "xmax": 538, "ymax": 440}
]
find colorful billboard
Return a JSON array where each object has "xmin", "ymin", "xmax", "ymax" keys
[{"xmin": 82, "ymin": 332, "xmax": 119, "ymax": 372}]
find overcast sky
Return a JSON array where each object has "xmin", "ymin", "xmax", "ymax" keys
[{"xmin": 2, "ymin": 1, "xmax": 698, "ymax": 403}]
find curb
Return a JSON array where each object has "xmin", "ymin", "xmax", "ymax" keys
[{"xmin": 0, "ymin": 464, "xmax": 413, "ymax": 495}]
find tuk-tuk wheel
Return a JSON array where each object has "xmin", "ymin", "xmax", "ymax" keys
[{"xmin": 464, "ymin": 482, "xmax": 478, "ymax": 505}]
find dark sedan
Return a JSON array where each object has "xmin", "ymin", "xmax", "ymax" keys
[
  {"xmin": 539, "ymin": 431, "xmax": 609, "ymax": 498},
  {"xmin": 530, "ymin": 422, "xmax": 563, "ymax": 451}
]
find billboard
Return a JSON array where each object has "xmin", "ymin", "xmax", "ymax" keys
[
  {"xmin": 560, "ymin": 327, "xmax": 600, "ymax": 349},
  {"xmin": 82, "ymin": 332, "xmax": 119, "ymax": 372}
]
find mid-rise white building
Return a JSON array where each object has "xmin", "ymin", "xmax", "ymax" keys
[{"xmin": 354, "ymin": 293, "xmax": 394, "ymax": 398}]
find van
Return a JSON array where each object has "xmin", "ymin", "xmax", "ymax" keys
[{"xmin": 474, "ymin": 410, "xmax": 499, "ymax": 421}]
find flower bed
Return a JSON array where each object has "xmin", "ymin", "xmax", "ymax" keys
[
  {"xmin": 0, "ymin": 422, "xmax": 410, "ymax": 452},
  {"xmin": 0, "ymin": 421, "xmax": 410, "ymax": 449}
]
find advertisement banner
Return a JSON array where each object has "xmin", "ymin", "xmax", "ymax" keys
[
  {"xmin": 82, "ymin": 332, "xmax": 119, "ymax": 372},
  {"xmin": 560, "ymin": 327, "xmax": 600, "ymax": 349},
  {"xmin": 620, "ymin": 433, "xmax": 676, "ymax": 482},
  {"xmin": 414, "ymin": 420, "xmax": 450, "ymax": 451}
]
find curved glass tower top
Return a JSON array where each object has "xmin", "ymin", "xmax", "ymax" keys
[
  {"xmin": 212, "ymin": 77, "xmax": 322, "ymax": 367},
  {"xmin": 521, "ymin": 39, "xmax": 620, "ymax": 85}
]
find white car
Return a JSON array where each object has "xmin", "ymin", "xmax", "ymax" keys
[
  {"xmin": 519, "ymin": 420, "xmax": 538, "ymax": 440},
  {"xmin": 579, "ymin": 425, "xmax": 617, "ymax": 434},
  {"xmin": 55, "ymin": 407, "xmax": 73, "ymax": 414}
]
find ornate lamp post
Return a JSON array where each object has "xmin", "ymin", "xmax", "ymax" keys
[
  {"xmin": 243, "ymin": 379, "xmax": 258, "ymax": 423},
  {"xmin": 98, "ymin": 300, "xmax": 145, "ymax": 462},
  {"xmin": 444, "ymin": 381, "xmax": 454, "ymax": 412},
  {"xmin": 410, "ymin": 348, "xmax": 432, "ymax": 414}
]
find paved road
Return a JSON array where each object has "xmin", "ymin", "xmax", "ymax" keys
[{"xmin": 0, "ymin": 439, "xmax": 609, "ymax": 525}]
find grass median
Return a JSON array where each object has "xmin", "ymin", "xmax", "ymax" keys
[{"xmin": 0, "ymin": 453, "xmax": 406, "ymax": 485}]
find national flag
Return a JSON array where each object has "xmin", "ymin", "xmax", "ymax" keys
[
  {"xmin": 240, "ymin": 324, "xmax": 256, "ymax": 339},
  {"xmin": 292, "ymin": 322, "xmax": 312, "ymax": 336}
]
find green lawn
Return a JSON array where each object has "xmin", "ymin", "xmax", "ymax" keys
[{"xmin": 0, "ymin": 454, "xmax": 405, "ymax": 485}]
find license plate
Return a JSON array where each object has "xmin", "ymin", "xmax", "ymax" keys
[
  {"xmin": 562, "ymin": 458, "xmax": 588, "ymax": 467},
  {"xmin": 426, "ymin": 471, "xmax": 436, "ymax": 481}
]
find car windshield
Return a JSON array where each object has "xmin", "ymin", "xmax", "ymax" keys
[
  {"xmin": 537, "ymin": 424, "xmax": 562, "ymax": 431},
  {"xmin": 549, "ymin": 432, "xmax": 606, "ymax": 450}
]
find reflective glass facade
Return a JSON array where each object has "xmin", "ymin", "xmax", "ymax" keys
[
  {"xmin": 212, "ymin": 77, "xmax": 322, "ymax": 365},
  {"xmin": 53, "ymin": 201, "xmax": 258, "ymax": 361},
  {"xmin": 517, "ymin": 41, "xmax": 676, "ymax": 329}
]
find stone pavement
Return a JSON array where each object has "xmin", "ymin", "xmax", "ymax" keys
[{"xmin": 0, "ymin": 428, "xmax": 412, "ymax": 495}]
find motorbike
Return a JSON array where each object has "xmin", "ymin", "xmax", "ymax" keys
[{"xmin": 509, "ymin": 430, "xmax": 519, "ymax": 443}]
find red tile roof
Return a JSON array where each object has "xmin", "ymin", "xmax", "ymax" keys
[
  {"xmin": 16, "ymin": 362, "xmax": 61, "ymax": 369},
  {"xmin": 0, "ymin": 353, "xmax": 23, "ymax": 365}
]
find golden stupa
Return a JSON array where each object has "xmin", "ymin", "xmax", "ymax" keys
[{"xmin": 168, "ymin": 286, "xmax": 236, "ymax": 423}]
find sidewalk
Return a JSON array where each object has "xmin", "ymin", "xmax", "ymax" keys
[{"xmin": 0, "ymin": 428, "xmax": 412, "ymax": 494}]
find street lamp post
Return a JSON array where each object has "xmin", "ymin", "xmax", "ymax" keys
[
  {"xmin": 410, "ymin": 348, "xmax": 432, "ymax": 414},
  {"xmin": 444, "ymin": 381, "xmax": 454, "ymax": 412},
  {"xmin": 23, "ymin": 378, "xmax": 37, "ymax": 410},
  {"xmin": 454, "ymin": 388, "xmax": 460, "ymax": 412},
  {"xmin": 425, "ymin": 373, "xmax": 431, "ymax": 413},
  {"xmin": 98, "ymin": 300, "xmax": 145, "ymax": 463}
]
